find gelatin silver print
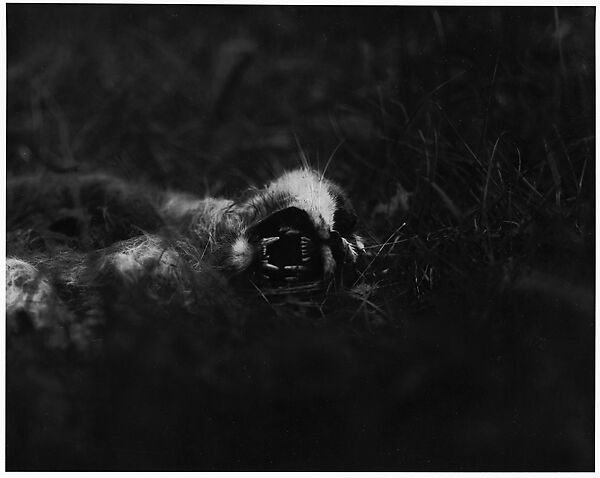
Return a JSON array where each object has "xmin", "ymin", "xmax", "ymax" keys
[{"xmin": 6, "ymin": 4, "xmax": 594, "ymax": 471}]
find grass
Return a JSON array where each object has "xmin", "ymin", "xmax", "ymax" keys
[{"xmin": 6, "ymin": 5, "xmax": 595, "ymax": 471}]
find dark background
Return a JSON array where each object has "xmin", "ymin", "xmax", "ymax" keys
[{"xmin": 6, "ymin": 5, "xmax": 595, "ymax": 471}]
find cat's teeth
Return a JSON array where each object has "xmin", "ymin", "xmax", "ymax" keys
[
  {"xmin": 261, "ymin": 261, "xmax": 279, "ymax": 271},
  {"xmin": 300, "ymin": 237, "xmax": 313, "ymax": 258},
  {"xmin": 283, "ymin": 265, "xmax": 307, "ymax": 272},
  {"xmin": 261, "ymin": 237, "xmax": 279, "ymax": 246},
  {"xmin": 301, "ymin": 244, "xmax": 311, "ymax": 261}
]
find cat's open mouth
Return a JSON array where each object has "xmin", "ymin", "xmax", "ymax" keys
[{"xmin": 249, "ymin": 207, "xmax": 332, "ymax": 293}]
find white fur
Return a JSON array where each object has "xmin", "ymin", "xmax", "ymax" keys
[
  {"xmin": 99, "ymin": 235, "xmax": 182, "ymax": 284},
  {"xmin": 228, "ymin": 236, "xmax": 254, "ymax": 271},
  {"xmin": 266, "ymin": 168, "xmax": 338, "ymax": 238}
]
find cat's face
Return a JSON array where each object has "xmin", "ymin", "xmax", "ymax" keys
[{"xmin": 226, "ymin": 168, "xmax": 364, "ymax": 294}]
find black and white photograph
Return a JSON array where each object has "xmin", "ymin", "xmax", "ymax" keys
[{"xmin": 4, "ymin": 3, "xmax": 595, "ymax": 471}]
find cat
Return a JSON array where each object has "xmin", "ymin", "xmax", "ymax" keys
[{"xmin": 6, "ymin": 167, "xmax": 365, "ymax": 350}]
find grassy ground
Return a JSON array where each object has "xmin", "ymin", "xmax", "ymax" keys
[{"xmin": 6, "ymin": 5, "xmax": 595, "ymax": 470}]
